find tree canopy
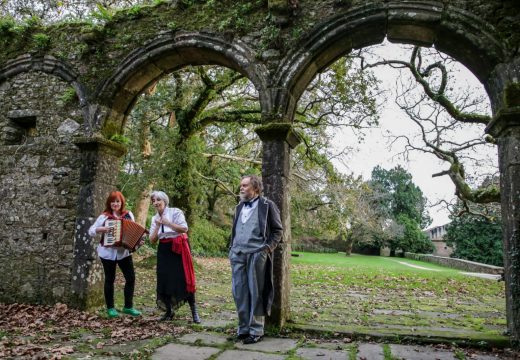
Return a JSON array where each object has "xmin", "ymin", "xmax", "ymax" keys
[{"xmin": 368, "ymin": 165, "xmax": 433, "ymax": 255}]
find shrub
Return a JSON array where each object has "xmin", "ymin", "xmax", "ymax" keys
[
  {"xmin": 292, "ymin": 237, "xmax": 338, "ymax": 253},
  {"xmin": 0, "ymin": 17, "xmax": 18, "ymax": 34},
  {"xmin": 109, "ymin": 134, "xmax": 130, "ymax": 145},
  {"xmin": 60, "ymin": 87, "xmax": 77, "ymax": 104},
  {"xmin": 189, "ymin": 218, "xmax": 229, "ymax": 256},
  {"xmin": 32, "ymin": 33, "xmax": 50, "ymax": 49}
]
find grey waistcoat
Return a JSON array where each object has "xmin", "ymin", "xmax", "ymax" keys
[{"xmin": 231, "ymin": 206, "xmax": 264, "ymax": 254}]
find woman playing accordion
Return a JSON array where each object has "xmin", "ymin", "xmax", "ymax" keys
[{"xmin": 88, "ymin": 191, "xmax": 142, "ymax": 319}]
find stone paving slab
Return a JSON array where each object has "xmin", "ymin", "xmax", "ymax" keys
[
  {"xmin": 296, "ymin": 347, "xmax": 349, "ymax": 359},
  {"xmin": 152, "ymin": 343, "xmax": 220, "ymax": 360},
  {"xmin": 390, "ymin": 344, "xmax": 456, "ymax": 360},
  {"xmin": 178, "ymin": 332, "xmax": 229, "ymax": 346},
  {"xmin": 357, "ymin": 343, "xmax": 384, "ymax": 360},
  {"xmin": 200, "ymin": 318, "xmax": 235, "ymax": 328},
  {"xmin": 308, "ymin": 340, "xmax": 353, "ymax": 350},
  {"xmin": 150, "ymin": 332, "xmax": 516, "ymax": 360},
  {"xmin": 234, "ymin": 337, "xmax": 299, "ymax": 353},
  {"xmin": 216, "ymin": 349, "xmax": 285, "ymax": 360}
]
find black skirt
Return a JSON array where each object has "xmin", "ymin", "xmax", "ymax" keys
[{"xmin": 156, "ymin": 241, "xmax": 190, "ymax": 310}]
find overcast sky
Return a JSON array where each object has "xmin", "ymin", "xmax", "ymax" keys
[{"xmin": 332, "ymin": 41, "xmax": 497, "ymax": 229}]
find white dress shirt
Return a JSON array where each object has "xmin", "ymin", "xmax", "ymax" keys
[{"xmin": 240, "ymin": 197, "xmax": 259, "ymax": 224}]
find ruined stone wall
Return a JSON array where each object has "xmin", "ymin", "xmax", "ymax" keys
[{"xmin": 0, "ymin": 71, "xmax": 85, "ymax": 305}]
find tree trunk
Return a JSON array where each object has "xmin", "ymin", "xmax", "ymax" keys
[
  {"xmin": 171, "ymin": 136, "xmax": 197, "ymax": 226},
  {"xmin": 133, "ymin": 111, "xmax": 153, "ymax": 226},
  {"xmin": 206, "ymin": 185, "xmax": 218, "ymax": 221},
  {"xmin": 134, "ymin": 183, "xmax": 153, "ymax": 227},
  {"xmin": 345, "ymin": 232, "xmax": 353, "ymax": 256}
]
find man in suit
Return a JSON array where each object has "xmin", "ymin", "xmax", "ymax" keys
[{"xmin": 229, "ymin": 175, "xmax": 283, "ymax": 344}]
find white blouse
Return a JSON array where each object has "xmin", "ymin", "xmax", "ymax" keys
[
  {"xmin": 88, "ymin": 211, "xmax": 135, "ymax": 260},
  {"xmin": 149, "ymin": 207, "xmax": 188, "ymax": 240}
]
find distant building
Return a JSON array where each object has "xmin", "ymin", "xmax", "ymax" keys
[{"xmin": 423, "ymin": 223, "xmax": 453, "ymax": 257}]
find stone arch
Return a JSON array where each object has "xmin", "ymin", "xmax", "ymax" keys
[
  {"xmin": 265, "ymin": 0, "xmax": 520, "ymax": 344},
  {"xmin": 95, "ymin": 31, "xmax": 270, "ymax": 132},
  {"xmin": 0, "ymin": 55, "xmax": 92, "ymax": 133},
  {"xmin": 272, "ymin": 2, "xmax": 507, "ymax": 119}
]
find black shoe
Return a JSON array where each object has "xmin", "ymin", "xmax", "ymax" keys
[
  {"xmin": 227, "ymin": 333, "xmax": 249, "ymax": 342},
  {"xmin": 243, "ymin": 335, "xmax": 263, "ymax": 344},
  {"xmin": 236, "ymin": 334, "xmax": 249, "ymax": 341},
  {"xmin": 159, "ymin": 312, "xmax": 173, "ymax": 321}
]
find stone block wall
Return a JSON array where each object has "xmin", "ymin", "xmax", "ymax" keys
[
  {"xmin": 0, "ymin": 71, "xmax": 96, "ymax": 306},
  {"xmin": 404, "ymin": 252, "xmax": 504, "ymax": 275}
]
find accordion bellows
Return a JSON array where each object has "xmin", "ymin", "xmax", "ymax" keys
[{"xmin": 104, "ymin": 219, "xmax": 148, "ymax": 251}]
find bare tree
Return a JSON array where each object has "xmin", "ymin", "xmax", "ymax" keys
[{"xmin": 363, "ymin": 46, "xmax": 499, "ymax": 217}]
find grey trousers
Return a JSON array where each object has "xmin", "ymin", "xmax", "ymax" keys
[{"xmin": 229, "ymin": 250, "xmax": 268, "ymax": 336}]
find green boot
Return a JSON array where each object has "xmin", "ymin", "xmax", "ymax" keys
[
  {"xmin": 123, "ymin": 307, "xmax": 141, "ymax": 316},
  {"xmin": 107, "ymin": 308, "xmax": 119, "ymax": 318}
]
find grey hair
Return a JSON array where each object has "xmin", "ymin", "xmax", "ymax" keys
[
  {"xmin": 150, "ymin": 190, "xmax": 169, "ymax": 207},
  {"xmin": 242, "ymin": 174, "xmax": 263, "ymax": 194}
]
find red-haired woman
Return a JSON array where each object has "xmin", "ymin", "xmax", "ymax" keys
[{"xmin": 88, "ymin": 191, "xmax": 141, "ymax": 318}]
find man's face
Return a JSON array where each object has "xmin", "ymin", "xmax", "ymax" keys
[{"xmin": 239, "ymin": 177, "xmax": 256, "ymax": 202}]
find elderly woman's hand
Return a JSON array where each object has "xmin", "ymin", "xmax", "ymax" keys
[{"xmin": 161, "ymin": 216, "xmax": 171, "ymax": 227}]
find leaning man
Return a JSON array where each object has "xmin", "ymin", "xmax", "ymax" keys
[{"xmin": 229, "ymin": 174, "xmax": 283, "ymax": 344}]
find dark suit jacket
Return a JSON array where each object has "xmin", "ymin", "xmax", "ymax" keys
[{"xmin": 230, "ymin": 196, "xmax": 283, "ymax": 315}]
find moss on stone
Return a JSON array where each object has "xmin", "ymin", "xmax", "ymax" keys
[
  {"xmin": 0, "ymin": 0, "xmax": 268, "ymax": 91},
  {"xmin": 504, "ymin": 83, "xmax": 520, "ymax": 107}
]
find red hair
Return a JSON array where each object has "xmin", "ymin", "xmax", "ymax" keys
[{"xmin": 103, "ymin": 191, "xmax": 126, "ymax": 214}]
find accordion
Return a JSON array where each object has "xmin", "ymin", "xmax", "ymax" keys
[{"xmin": 104, "ymin": 219, "xmax": 148, "ymax": 251}]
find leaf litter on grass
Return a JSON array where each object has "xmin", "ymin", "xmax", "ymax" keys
[{"xmin": 0, "ymin": 253, "xmax": 510, "ymax": 358}]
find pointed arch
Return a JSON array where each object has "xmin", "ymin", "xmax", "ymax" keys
[
  {"xmin": 273, "ymin": 2, "xmax": 507, "ymax": 119},
  {"xmin": 95, "ymin": 31, "xmax": 269, "ymax": 132}
]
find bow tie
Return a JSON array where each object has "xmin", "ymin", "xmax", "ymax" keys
[{"xmin": 243, "ymin": 198, "xmax": 258, "ymax": 207}]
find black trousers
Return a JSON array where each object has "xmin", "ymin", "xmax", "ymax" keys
[{"xmin": 100, "ymin": 256, "xmax": 135, "ymax": 309}]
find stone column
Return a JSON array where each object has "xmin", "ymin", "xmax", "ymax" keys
[
  {"xmin": 256, "ymin": 123, "xmax": 301, "ymax": 327},
  {"xmin": 486, "ymin": 107, "xmax": 520, "ymax": 346},
  {"xmin": 70, "ymin": 135, "xmax": 127, "ymax": 309}
]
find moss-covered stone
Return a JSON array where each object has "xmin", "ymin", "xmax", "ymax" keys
[{"xmin": 505, "ymin": 83, "xmax": 520, "ymax": 107}]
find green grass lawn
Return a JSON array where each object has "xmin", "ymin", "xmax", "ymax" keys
[
  {"xmin": 288, "ymin": 252, "xmax": 506, "ymax": 343},
  {"xmin": 126, "ymin": 250, "xmax": 507, "ymax": 345}
]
